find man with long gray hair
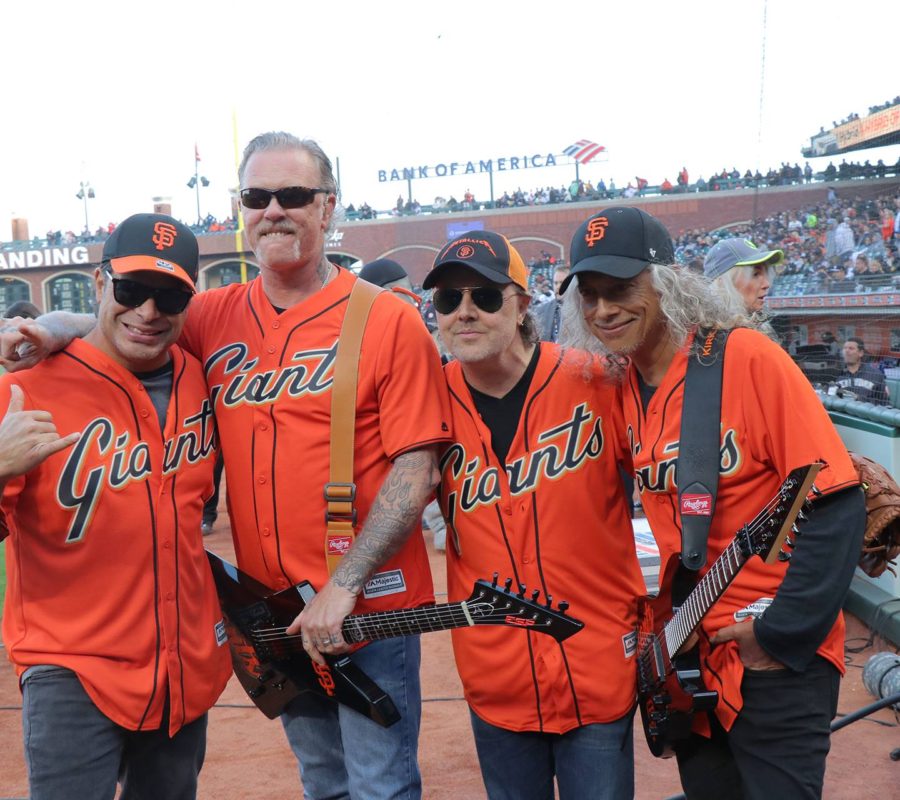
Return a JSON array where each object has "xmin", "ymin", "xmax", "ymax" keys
[{"xmin": 559, "ymin": 206, "xmax": 865, "ymax": 800}]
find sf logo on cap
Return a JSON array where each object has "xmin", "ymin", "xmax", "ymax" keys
[
  {"xmin": 585, "ymin": 217, "xmax": 608, "ymax": 247},
  {"xmin": 152, "ymin": 222, "xmax": 178, "ymax": 251},
  {"xmin": 456, "ymin": 244, "xmax": 475, "ymax": 259}
]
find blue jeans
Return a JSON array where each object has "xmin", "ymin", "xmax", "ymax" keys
[
  {"xmin": 469, "ymin": 708, "xmax": 635, "ymax": 800},
  {"xmin": 280, "ymin": 636, "xmax": 422, "ymax": 800},
  {"xmin": 21, "ymin": 666, "xmax": 207, "ymax": 800}
]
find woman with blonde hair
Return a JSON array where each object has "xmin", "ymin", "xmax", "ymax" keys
[{"xmin": 703, "ymin": 237, "xmax": 784, "ymax": 314}]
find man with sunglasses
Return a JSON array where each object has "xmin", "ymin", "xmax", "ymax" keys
[
  {"xmin": 0, "ymin": 212, "xmax": 231, "ymax": 800},
  {"xmin": 425, "ymin": 231, "xmax": 642, "ymax": 800},
  {"xmin": 1, "ymin": 134, "xmax": 451, "ymax": 799}
]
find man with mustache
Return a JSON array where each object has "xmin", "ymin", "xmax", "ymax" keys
[{"xmin": 1, "ymin": 134, "xmax": 452, "ymax": 800}]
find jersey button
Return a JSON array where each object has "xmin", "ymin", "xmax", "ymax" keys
[
  {"xmin": 522, "ymin": 556, "xmax": 532, "ymax": 564},
  {"xmin": 503, "ymin": 506, "xmax": 512, "ymax": 515},
  {"xmin": 272, "ymin": 320, "xmax": 281, "ymax": 330},
  {"xmin": 262, "ymin": 527, "xmax": 271, "ymax": 537},
  {"xmin": 259, "ymin": 423, "xmax": 269, "ymax": 432},
  {"xmin": 140, "ymin": 409, "xmax": 150, "ymax": 418},
  {"xmin": 166, "ymin": 592, "xmax": 174, "ymax": 601},
  {"xmin": 267, "ymin": 346, "xmax": 276, "ymax": 354},
  {"xmin": 163, "ymin": 541, "xmax": 171, "ymax": 549},
  {"xmin": 656, "ymin": 495, "xmax": 666, "ymax": 505},
  {"xmin": 258, "ymin": 475, "xmax": 267, "ymax": 484}
]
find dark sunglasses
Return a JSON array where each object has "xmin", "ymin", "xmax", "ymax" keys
[
  {"xmin": 432, "ymin": 286, "xmax": 518, "ymax": 315},
  {"xmin": 103, "ymin": 269, "xmax": 193, "ymax": 314},
  {"xmin": 240, "ymin": 186, "xmax": 329, "ymax": 210}
]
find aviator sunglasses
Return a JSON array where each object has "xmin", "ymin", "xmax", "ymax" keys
[
  {"xmin": 432, "ymin": 286, "xmax": 520, "ymax": 315},
  {"xmin": 240, "ymin": 186, "xmax": 329, "ymax": 210},
  {"xmin": 103, "ymin": 268, "xmax": 193, "ymax": 314}
]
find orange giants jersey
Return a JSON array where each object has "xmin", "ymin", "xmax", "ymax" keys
[
  {"xmin": 439, "ymin": 343, "xmax": 644, "ymax": 733},
  {"xmin": 621, "ymin": 328, "xmax": 858, "ymax": 730},
  {"xmin": 179, "ymin": 268, "xmax": 452, "ymax": 609},
  {"xmin": 1, "ymin": 340, "xmax": 230, "ymax": 735}
]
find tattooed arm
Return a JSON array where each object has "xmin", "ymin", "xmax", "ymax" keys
[{"xmin": 288, "ymin": 446, "xmax": 441, "ymax": 665}]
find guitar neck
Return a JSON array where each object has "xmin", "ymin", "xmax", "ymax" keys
[
  {"xmin": 662, "ymin": 536, "xmax": 747, "ymax": 657},
  {"xmin": 341, "ymin": 602, "xmax": 473, "ymax": 643}
]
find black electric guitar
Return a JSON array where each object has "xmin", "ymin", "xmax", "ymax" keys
[
  {"xmin": 636, "ymin": 463, "xmax": 821, "ymax": 757},
  {"xmin": 207, "ymin": 551, "xmax": 584, "ymax": 725}
]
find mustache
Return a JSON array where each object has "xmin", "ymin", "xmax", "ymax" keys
[{"xmin": 257, "ymin": 223, "xmax": 296, "ymax": 236}]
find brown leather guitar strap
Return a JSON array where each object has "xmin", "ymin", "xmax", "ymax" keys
[{"xmin": 325, "ymin": 279, "xmax": 382, "ymax": 576}]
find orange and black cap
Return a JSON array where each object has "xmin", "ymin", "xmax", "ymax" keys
[
  {"xmin": 424, "ymin": 230, "xmax": 528, "ymax": 290},
  {"xmin": 561, "ymin": 207, "xmax": 674, "ymax": 293},
  {"xmin": 102, "ymin": 213, "xmax": 198, "ymax": 291}
]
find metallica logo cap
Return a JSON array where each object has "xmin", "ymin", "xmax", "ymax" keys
[
  {"xmin": 561, "ymin": 206, "xmax": 674, "ymax": 293},
  {"xmin": 703, "ymin": 237, "xmax": 784, "ymax": 280},
  {"xmin": 102, "ymin": 213, "xmax": 199, "ymax": 291},
  {"xmin": 423, "ymin": 230, "xmax": 528, "ymax": 290}
]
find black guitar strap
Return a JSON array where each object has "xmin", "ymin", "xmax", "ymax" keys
[{"xmin": 676, "ymin": 328, "xmax": 730, "ymax": 585}]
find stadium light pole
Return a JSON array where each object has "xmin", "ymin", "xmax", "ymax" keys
[
  {"xmin": 187, "ymin": 150, "xmax": 209, "ymax": 226},
  {"xmin": 75, "ymin": 180, "xmax": 95, "ymax": 233}
]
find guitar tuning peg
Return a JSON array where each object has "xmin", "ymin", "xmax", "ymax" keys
[
  {"xmin": 492, "ymin": 573, "xmax": 499, "ymax": 588},
  {"xmin": 531, "ymin": 589, "xmax": 541, "ymax": 603},
  {"xmin": 803, "ymin": 499, "xmax": 813, "ymax": 512},
  {"xmin": 517, "ymin": 583, "xmax": 527, "ymax": 599},
  {"xmin": 784, "ymin": 536, "xmax": 795, "ymax": 549},
  {"xmin": 811, "ymin": 483, "xmax": 822, "ymax": 496},
  {"xmin": 558, "ymin": 600, "xmax": 570, "ymax": 614},
  {"xmin": 778, "ymin": 551, "xmax": 792, "ymax": 562},
  {"xmin": 791, "ymin": 524, "xmax": 801, "ymax": 535},
  {"xmin": 796, "ymin": 510, "xmax": 808, "ymax": 522},
  {"xmin": 504, "ymin": 578, "xmax": 513, "ymax": 593},
  {"xmin": 545, "ymin": 594, "xmax": 553, "ymax": 608}
]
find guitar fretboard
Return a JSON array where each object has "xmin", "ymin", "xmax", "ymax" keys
[{"xmin": 341, "ymin": 602, "xmax": 477, "ymax": 643}]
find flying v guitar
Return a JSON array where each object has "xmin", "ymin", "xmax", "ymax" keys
[{"xmin": 636, "ymin": 463, "xmax": 821, "ymax": 757}]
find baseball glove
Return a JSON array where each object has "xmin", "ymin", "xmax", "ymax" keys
[{"xmin": 850, "ymin": 452, "xmax": 900, "ymax": 578}]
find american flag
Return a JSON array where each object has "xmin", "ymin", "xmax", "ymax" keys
[{"xmin": 563, "ymin": 140, "xmax": 606, "ymax": 164}]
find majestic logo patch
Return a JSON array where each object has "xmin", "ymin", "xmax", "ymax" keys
[
  {"xmin": 585, "ymin": 216, "xmax": 608, "ymax": 246},
  {"xmin": 215, "ymin": 619, "xmax": 228, "ymax": 646},
  {"xmin": 152, "ymin": 221, "xmax": 177, "ymax": 250},
  {"xmin": 327, "ymin": 535, "xmax": 353, "ymax": 556},
  {"xmin": 622, "ymin": 630, "xmax": 637, "ymax": 658},
  {"xmin": 681, "ymin": 493, "xmax": 712, "ymax": 516},
  {"xmin": 362, "ymin": 569, "xmax": 406, "ymax": 599},
  {"xmin": 734, "ymin": 597, "xmax": 773, "ymax": 621}
]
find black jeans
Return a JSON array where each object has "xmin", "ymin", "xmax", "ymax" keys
[{"xmin": 676, "ymin": 656, "xmax": 840, "ymax": 800}]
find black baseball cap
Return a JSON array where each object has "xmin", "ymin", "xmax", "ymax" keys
[
  {"xmin": 102, "ymin": 213, "xmax": 199, "ymax": 290},
  {"xmin": 561, "ymin": 207, "xmax": 674, "ymax": 293},
  {"xmin": 358, "ymin": 258, "xmax": 408, "ymax": 287},
  {"xmin": 423, "ymin": 230, "xmax": 528, "ymax": 290}
]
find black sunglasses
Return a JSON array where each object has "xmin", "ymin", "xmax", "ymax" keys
[
  {"xmin": 432, "ymin": 286, "xmax": 518, "ymax": 315},
  {"xmin": 103, "ymin": 269, "xmax": 193, "ymax": 314},
  {"xmin": 240, "ymin": 186, "xmax": 329, "ymax": 210}
]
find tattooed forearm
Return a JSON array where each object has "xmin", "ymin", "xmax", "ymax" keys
[{"xmin": 331, "ymin": 447, "xmax": 440, "ymax": 594}]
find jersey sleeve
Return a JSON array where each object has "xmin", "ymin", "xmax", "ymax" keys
[
  {"xmin": 737, "ymin": 331, "xmax": 857, "ymax": 496},
  {"xmin": 178, "ymin": 290, "xmax": 214, "ymax": 361},
  {"xmin": 371, "ymin": 298, "xmax": 452, "ymax": 460}
]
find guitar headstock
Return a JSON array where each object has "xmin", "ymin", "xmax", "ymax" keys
[
  {"xmin": 464, "ymin": 575, "xmax": 585, "ymax": 642},
  {"xmin": 743, "ymin": 463, "xmax": 822, "ymax": 565}
]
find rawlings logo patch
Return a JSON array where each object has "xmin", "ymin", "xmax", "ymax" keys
[
  {"xmin": 327, "ymin": 535, "xmax": 353, "ymax": 556},
  {"xmin": 681, "ymin": 493, "xmax": 712, "ymax": 516}
]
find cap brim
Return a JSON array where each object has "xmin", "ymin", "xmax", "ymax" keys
[
  {"xmin": 735, "ymin": 249, "xmax": 784, "ymax": 268},
  {"xmin": 108, "ymin": 255, "xmax": 196, "ymax": 291},
  {"xmin": 423, "ymin": 261, "xmax": 516, "ymax": 290},
  {"xmin": 560, "ymin": 255, "xmax": 649, "ymax": 293}
]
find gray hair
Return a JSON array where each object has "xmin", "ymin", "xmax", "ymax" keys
[
  {"xmin": 238, "ymin": 132, "xmax": 340, "ymax": 233},
  {"xmin": 520, "ymin": 308, "xmax": 540, "ymax": 345},
  {"xmin": 712, "ymin": 265, "xmax": 775, "ymax": 334},
  {"xmin": 238, "ymin": 132, "xmax": 338, "ymax": 197},
  {"xmin": 559, "ymin": 263, "xmax": 756, "ymax": 381}
]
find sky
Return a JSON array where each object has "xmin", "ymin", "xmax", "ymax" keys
[{"xmin": 2, "ymin": 0, "xmax": 898, "ymax": 239}]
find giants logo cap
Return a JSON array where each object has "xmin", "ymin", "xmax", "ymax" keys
[
  {"xmin": 102, "ymin": 213, "xmax": 199, "ymax": 290},
  {"xmin": 423, "ymin": 230, "xmax": 528, "ymax": 290},
  {"xmin": 561, "ymin": 206, "xmax": 674, "ymax": 292}
]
